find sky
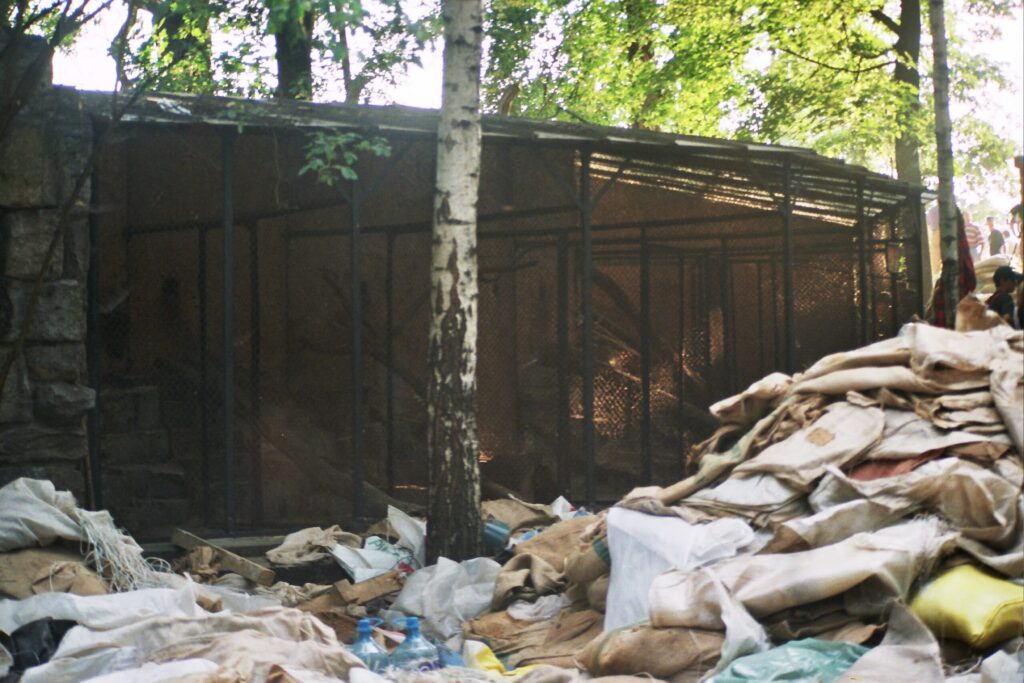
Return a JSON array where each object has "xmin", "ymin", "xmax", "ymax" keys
[{"xmin": 52, "ymin": 2, "xmax": 1022, "ymax": 209}]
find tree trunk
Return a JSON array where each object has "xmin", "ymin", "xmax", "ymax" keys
[
  {"xmin": 426, "ymin": 0, "xmax": 483, "ymax": 562},
  {"xmin": 892, "ymin": 0, "xmax": 933, "ymax": 301},
  {"xmin": 928, "ymin": 0, "xmax": 958, "ymax": 327},
  {"xmin": 273, "ymin": 4, "xmax": 314, "ymax": 100}
]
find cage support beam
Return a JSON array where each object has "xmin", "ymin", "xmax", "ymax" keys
[
  {"xmin": 580, "ymin": 150, "xmax": 596, "ymax": 509},
  {"xmin": 782, "ymin": 159, "xmax": 796, "ymax": 374},
  {"xmin": 640, "ymin": 229, "xmax": 652, "ymax": 485},
  {"xmin": 856, "ymin": 178, "xmax": 870, "ymax": 345},
  {"xmin": 350, "ymin": 177, "xmax": 365, "ymax": 522},
  {"xmin": 86, "ymin": 145, "xmax": 103, "ymax": 510},
  {"xmin": 557, "ymin": 232, "xmax": 571, "ymax": 496},
  {"xmin": 249, "ymin": 223, "xmax": 262, "ymax": 527},
  {"xmin": 199, "ymin": 225, "xmax": 210, "ymax": 518},
  {"xmin": 385, "ymin": 232, "xmax": 396, "ymax": 495},
  {"xmin": 222, "ymin": 132, "xmax": 237, "ymax": 534}
]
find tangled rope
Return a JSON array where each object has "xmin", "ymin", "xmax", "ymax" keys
[{"xmin": 74, "ymin": 508, "xmax": 173, "ymax": 592}]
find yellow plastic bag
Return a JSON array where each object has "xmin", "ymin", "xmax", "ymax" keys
[
  {"xmin": 463, "ymin": 640, "xmax": 540, "ymax": 678},
  {"xmin": 910, "ymin": 564, "xmax": 1023, "ymax": 649}
]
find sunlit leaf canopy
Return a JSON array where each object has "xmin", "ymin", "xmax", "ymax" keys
[{"xmin": 484, "ymin": 0, "xmax": 1019, "ymax": 195}]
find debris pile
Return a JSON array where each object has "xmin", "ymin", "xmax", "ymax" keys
[{"xmin": 1, "ymin": 322, "xmax": 1022, "ymax": 682}]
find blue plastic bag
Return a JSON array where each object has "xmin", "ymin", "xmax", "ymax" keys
[{"xmin": 713, "ymin": 638, "xmax": 868, "ymax": 682}]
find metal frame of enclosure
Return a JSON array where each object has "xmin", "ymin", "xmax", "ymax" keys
[{"xmin": 82, "ymin": 92, "xmax": 926, "ymax": 535}]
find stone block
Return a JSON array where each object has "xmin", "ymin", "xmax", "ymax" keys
[
  {"xmin": 0, "ymin": 124, "xmax": 58, "ymax": 208},
  {"xmin": 0, "ymin": 347, "xmax": 33, "ymax": 424},
  {"xmin": 24, "ymin": 343, "xmax": 85, "ymax": 383},
  {"xmin": 33, "ymin": 381, "xmax": 95, "ymax": 425},
  {"xmin": 100, "ymin": 429, "xmax": 170, "ymax": 465},
  {"xmin": 0, "ymin": 423, "xmax": 87, "ymax": 463},
  {"xmin": 62, "ymin": 218, "xmax": 89, "ymax": 280},
  {"xmin": 0, "ymin": 463, "xmax": 84, "ymax": 500},
  {"xmin": 0, "ymin": 279, "xmax": 85, "ymax": 342},
  {"xmin": 0, "ymin": 210, "xmax": 63, "ymax": 279},
  {"xmin": 0, "ymin": 33, "xmax": 53, "ymax": 107}
]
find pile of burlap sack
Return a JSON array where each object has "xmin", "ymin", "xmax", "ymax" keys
[
  {"xmin": 2, "ymin": 321, "xmax": 1021, "ymax": 683},
  {"xmin": 463, "ymin": 322, "xmax": 1023, "ymax": 682}
]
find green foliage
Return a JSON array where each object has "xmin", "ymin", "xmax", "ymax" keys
[
  {"xmin": 299, "ymin": 130, "xmax": 392, "ymax": 185},
  {"xmin": 483, "ymin": 0, "xmax": 1020, "ymax": 191}
]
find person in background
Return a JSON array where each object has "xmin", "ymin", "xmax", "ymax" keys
[
  {"xmin": 962, "ymin": 211, "xmax": 983, "ymax": 259},
  {"xmin": 930, "ymin": 208, "xmax": 977, "ymax": 329},
  {"xmin": 986, "ymin": 266, "xmax": 1022, "ymax": 328},
  {"xmin": 986, "ymin": 216, "xmax": 1005, "ymax": 257}
]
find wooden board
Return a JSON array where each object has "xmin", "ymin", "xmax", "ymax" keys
[
  {"xmin": 335, "ymin": 570, "xmax": 404, "ymax": 605},
  {"xmin": 171, "ymin": 528, "xmax": 276, "ymax": 586}
]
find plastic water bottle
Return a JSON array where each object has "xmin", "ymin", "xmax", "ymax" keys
[
  {"xmin": 350, "ymin": 618, "xmax": 388, "ymax": 672},
  {"xmin": 389, "ymin": 617, "xmax": 440, "ymax": 671}
]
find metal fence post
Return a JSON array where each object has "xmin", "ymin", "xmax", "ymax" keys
[
  {"xmin": 580, "ymin": 150, "xmax": 596, "ymax": 509},
  {"xmin": 222, "ymin": 132, "xmax": 236, "ymax": 533}
]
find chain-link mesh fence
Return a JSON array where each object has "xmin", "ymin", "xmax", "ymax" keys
[{"xmin": 91, "ymin": 124, "xmax": 924, "ymax": 533}]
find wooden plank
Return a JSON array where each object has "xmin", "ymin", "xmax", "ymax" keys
[
  {"xmin": 171, "ymin": 528, "xmax": 276, "ymax": 586},
  {"xmin": 335, "ymin": 570, "xmax": 404, "ymax": 605}
]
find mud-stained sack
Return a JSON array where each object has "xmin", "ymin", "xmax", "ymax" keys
[
  {"xmin": 577, "ymin": 624, "xmax": 723, "ymax": 680},
  {"xmin": 910, "ymin": 564, "xmax": 1024, "ymax": 649},
  {"xmin": 565, "ymin": 537, "xmax": 610, "ymax": 585},
  {"xmin": 586, "ymin": 574, "xmax": 609, "ymax": 613}
]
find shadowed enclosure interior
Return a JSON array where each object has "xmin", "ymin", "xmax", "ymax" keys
[{"xmin": 85, "ymin": 92, "xmax": 924, "ymax": 537}]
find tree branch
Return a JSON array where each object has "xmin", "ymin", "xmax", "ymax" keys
[
  {"xmin": 777, "ymin": 46, "xmax": 896, "ymax": 74},
  {"xmin": 871, "ymin": 8, "xmax": 901, "ymax": 35}
]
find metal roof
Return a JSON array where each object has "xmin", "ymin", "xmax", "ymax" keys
[{"xmin": 74, "ymin": 88, "xmax": 923, "ymax": 226}]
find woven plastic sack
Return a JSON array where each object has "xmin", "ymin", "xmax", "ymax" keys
[
  {"xmin": 910, "ymin": 564, "xmax": 1024, "ymax": 649},
  {"xmin": 712, "ymin": 638, "xmax": 867, "ymax": 683}
]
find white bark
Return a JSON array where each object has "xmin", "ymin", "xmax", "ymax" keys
[
  {"xmin": 426, "ymin": 0, "xmax": 483, "ymax": 561},
  {"xmin": 928, "ymin": 0, "xmax": 959, "ymax": 326}
]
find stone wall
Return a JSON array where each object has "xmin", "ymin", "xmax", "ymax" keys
[{"xmin": 1, "ymin": 33, "xmax": 95, "ymax": 500}]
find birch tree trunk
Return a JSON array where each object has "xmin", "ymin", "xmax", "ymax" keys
[
  {"xmin": 426, "ymin": 0, "xmax": 483, "ymax": 562},
  {"xmin": 928, "ymin": 0, "xmax": 958, "ymax": 327}
]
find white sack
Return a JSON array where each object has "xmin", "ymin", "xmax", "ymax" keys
[
  {"xmin": 0, "ymin": 583, "xmax": 202, "ymax": 634},
  {"xmin": 905, "ymin": 323, "xmax": 1021, "ymax": 377},
  {"xmin": 709, "ymin": 372, "xmax": 792, "ymax": 426},
  {"xmin": 865, "ymin": 409, "xmax": 995, "ymax": 460},
  {"xmin": 388, "ymin": 505, "xmax": 427, "ymax": 567},
  {"xmin": 0, "ymin": 478, "xmax": 84, "ymax": 552},
  {"xmin": 392, "ymin": 557, "xmax": 502, "ymax": 643},
  {"xmin": 26, "ymin": 606, "xmax": 349, "ymax": 683},
  {"xmin": 604, "ymin": 508, "xmax": 752, "ymax": 630},
  {"xmin": 265, "ymin": 526, "xmax": 361, "ymax": 566},
  {"xmin": 763, "ymin": 498, "xmax": 903, "ymax": 553},
  {"xmin": 685, "ymin": 473, "xmax": 804, "ymax": 518},
  {"xmin": 800, "ymin": 335, "xmax": 910, "ymax": 381},
  {"xmin": 650, "ymin": 518, "xmax": 955, "ymax": 622},
  {"xmin": 990, "ymin": 343, "xmax": 1024, "ymax": 455},
  {"xmin": 507, "ymin": 594, "xmax": 570, "ymax": 622},
  {"xmin": 794, "ymin": 365, "xmax": 989, "ymax": 396},
  {"xmin": 732, "ymin": 402, "xmax": 885, "ymax": 488},
  {"xmin": 82, "ymin": 658, "xmax": 219, "ymax": 682},
  {"xmin": 645, "ymin": 567, "xmax": 769, "ymax": 674},
  {"xmin": 811, "ymin": 458, "xmax": 1022, "ymax": 550},
  {"xmin": 835, "ymin": 604, "xmax": 944, "ymax": 683}
]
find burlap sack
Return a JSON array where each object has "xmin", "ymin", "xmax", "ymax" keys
[
  {"xmin": 565, "ymin": 537, "xmax": 610, "ymax": 584},
  {"xmin": 514, "ymin": 516, "xmax": 594, "ymax": 572},
  {"xmin": 586, "ymin": 573, "xmax": 609, "ymax": 612},
  {"xmin": 492, "ymin": 553, "xmax": 565, "ymax": 610},
  {"xmin": 576, "ymin": 624, "xmax": 723, "ymax": 680}
]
